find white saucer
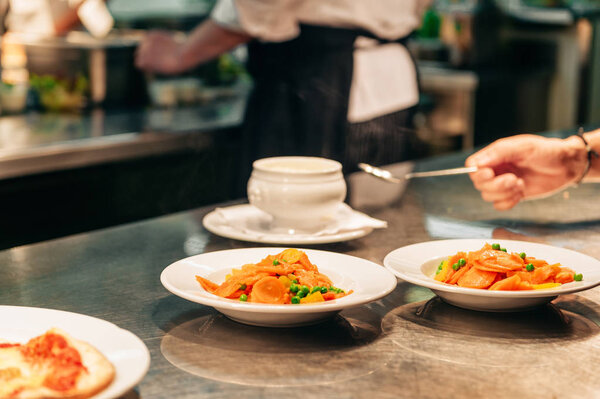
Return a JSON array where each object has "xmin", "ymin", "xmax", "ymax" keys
[{"xmin": 202, "ymin": 203, "xmax": 386, "ymax": 244}]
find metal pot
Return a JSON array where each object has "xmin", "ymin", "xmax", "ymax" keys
[{"xmin": 5, "ymin": 30, "xmax": 148, "ymax": 108}]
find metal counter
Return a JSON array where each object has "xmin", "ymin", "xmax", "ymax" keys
[
  {"xmin": 2, "ymin": 149, "xmax": 600, "ymax": 398},
  {"xmin": 0, "ymin": 94, "xmax": 247, "ymax": 180}
]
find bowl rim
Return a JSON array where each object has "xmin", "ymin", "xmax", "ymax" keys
[{"xmin": 252, "ymin": 156, "xmax": 342, "ymax": 175}]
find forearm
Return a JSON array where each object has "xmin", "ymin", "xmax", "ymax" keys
[{"xmin": 178, "ymin": 19, "xmax": 251, "ymax": 70}]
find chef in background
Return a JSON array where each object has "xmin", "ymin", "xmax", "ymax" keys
[
  {"xmin": 136, "ymin": 0, "xmax": 430, "ymax": 174},
  {"xmin": 5, "ymin": 0, "xmax": 113, "ymax": 37}
]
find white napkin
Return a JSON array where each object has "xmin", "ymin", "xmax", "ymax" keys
[{"xmin": 214, "ymin": 203, "xmax": 387, "ymax": 238}]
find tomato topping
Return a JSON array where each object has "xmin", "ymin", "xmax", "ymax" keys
[{"xmin": 20, "ymin": 332, "xmax": 85, "ymax": 391}]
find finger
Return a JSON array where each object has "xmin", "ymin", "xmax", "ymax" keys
[
  {"xmin": 477, "ymin": 173, "xmax": 522, "ymax": 197},
  {"xmin": 469, "ymin": 167, "xmax": 495, "ymax": 189},
  {"xmin": 481, "ymin": 185, "xmax": 522, "ymax": 202},
  {"xmin": 467, "ymin": 137, "xmax": 525, "ymax": 169},
  {"xmin": 493, "ymin": 192, "xmax": 523, "ymax": 210}
]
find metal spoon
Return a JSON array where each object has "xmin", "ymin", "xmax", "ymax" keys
[{"xmin": 358, "ymin": 163, "xmax": 478, "ymax": 183}]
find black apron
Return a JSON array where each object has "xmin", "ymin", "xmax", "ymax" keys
[{"xmin": 241, "ymin": 24, "xmax": 414, "ymax": 179}]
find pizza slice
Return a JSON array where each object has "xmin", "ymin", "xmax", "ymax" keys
[{"xmin": 0, "ymin": 328, "xmax": 115, "ymax": 399}]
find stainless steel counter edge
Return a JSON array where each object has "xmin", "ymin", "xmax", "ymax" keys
[{"xmin": 0, "ymin": 130, "xmax": 218, "ymax": 180}]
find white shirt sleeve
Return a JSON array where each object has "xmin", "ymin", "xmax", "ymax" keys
[{"xmin": 210, "ymin": 0, "xmax": 246, "ymax": 33}]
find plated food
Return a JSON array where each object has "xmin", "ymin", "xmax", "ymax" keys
[
  {"xmin": 383, "ymin": 239, "xmax": 600, "ymax": 311},
  {"xmin": 434, "ymin": 243, "xmax": 582, "ymax": 290},
  {"xmin": 195, "ymin": 248, "xmax": 351, "ymax": 304},
  {"xmin": 160, "ymin": 247, "xmax": 397, "ymax": 327},
  {"xmin": 0, "ymin": 328, "xmax": 114, "ymax": 399},
  {"xmin": 0, "ymin": 306, "xmax": 151, "ymax": 399}
]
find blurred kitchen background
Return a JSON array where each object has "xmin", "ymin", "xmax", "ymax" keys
[{"xmin": 0, "ymin": 0, "xmax": 599, "ymax": 249}]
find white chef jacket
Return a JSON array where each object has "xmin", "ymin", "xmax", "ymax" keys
[{"xmin": 211, "ymin": 0, "xmax": 429, "ymax": 123}]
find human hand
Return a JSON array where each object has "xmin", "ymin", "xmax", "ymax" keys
[
  {"xmin": 135, "ymin": 31, "xmax": 186, "ymax": 75},
  {"xmin": 465, "ymin": 134, "xmax": 587, "ymax": 210}
]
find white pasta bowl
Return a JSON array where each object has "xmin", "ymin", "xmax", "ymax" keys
[
  {"xmin": 384, "ymin": 239, "xmax": 600, "ymax": 312},
  {"xmin": 160, "ymin": 247, "xmax": 397, "ymax": 327}
]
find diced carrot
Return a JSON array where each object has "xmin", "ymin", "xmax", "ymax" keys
[
  {"xmin": 524, "ymin": 257, "xmax": 549, "ymax": 268},
  {"xmin": 531, "ymin": 264, "xmax": 561, "ymax": 285},
  {"xmin": 322, "ymin": 292, "xmax": 336, "ymax": 301},
  {"xmin": 518, "ymin": 280, "xmax": 534, "ymax": 290},
  {"xmin": 457, "ymin": 267, "xmax": 497, "ymax": 289},
  {"xmin": 555, "ymin": 271, "xmax": 575, "ymax": 284},
  {"xmin": 196, "ymin": 276, "xmax": 219, "ymax": 293},
  {"xmin": 251, "ymin": 276, "xmax": 287, "ymax": 304},
  {"xmin": 298, "ymin": 252, "xmax": 318, "ymax": 271},
  {"xmin": 442, "ymin": 252, "xmax": 467, "ymax": 283},
  {"xmin": 489, "ymin": 274, "xmax": 521, "ymax": 290},
  {"xmin": 448, "ymin": 264, "xmax": 471, "ymax": 285}
]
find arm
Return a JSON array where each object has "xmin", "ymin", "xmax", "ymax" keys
[
  {"xmin": 54, "ymin": 4, "xmax": 82, "ymax": 35},
  {"xmin": 135, "ymin": 19, "xmax": 251, "ymax": 75},
  {"xmin": 465, "ymin": 130, "xmax": 600, "ymax": 210}
]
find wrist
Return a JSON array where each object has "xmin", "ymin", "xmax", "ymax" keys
[{"xmin": 562, "ymin": 135, "xmax": 588, "ymax": 184}]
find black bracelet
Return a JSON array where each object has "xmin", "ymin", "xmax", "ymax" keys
[{"xmin": 574, "ymin": 127, "xmax": 599, "ymax": 184}]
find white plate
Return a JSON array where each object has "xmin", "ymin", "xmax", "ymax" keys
[
  {"xmin": 383, "ymin": 239, "xmax": 600, "ymax": 312},
  {"xmin": 202, "ymin": 204, "xmax": 382, "ymax": 244},
  {"xmin": 0, "ymin": 306, "xmax": 150, "ymax": 399},
  {"xmin": 160, "ymin": 247, "xmax": 397, "ymax": 327}
]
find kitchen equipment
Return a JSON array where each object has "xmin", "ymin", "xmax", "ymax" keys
[
  {"xmin": 358, "ymin": 162, "xmax": 478, "ymax": 183},
  {"xmin": 3, "ymin": 30, "xmax": 148, "ymax": 108}
]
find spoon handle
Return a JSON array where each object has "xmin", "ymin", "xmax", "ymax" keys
[{"xmin": 404, "ymin": 166, "xmax": 478, "ymax": 179}]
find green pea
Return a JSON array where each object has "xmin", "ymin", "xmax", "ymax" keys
[
  {"xmin": 500, "ymin": 248, "xmax": 507, "ymax": 252},
  {"xmin": 291, "ymin": 296, "xmax": 300, "ymax": 304},
  {"xmin": 574, "ymin": 273, "xmax": 583, "ymax": 281},
  {"xmin": 293, "ymin": 279, "xmax": 298, "ymax": 284},
  {"xmin": 290, "ymin": 283, "xmax": 299, "ymax": 293},
  {"xmin": 239, "ymin": 284, "xmax": 247, "ymax": 290},
  {"xmin": 526, "ymin": 263, "xmax": 534, "ymax": 272},
  {"xmin": 239, "ymin": 294, "xmax": 248, "ymax": 302},
  {"xmin": 492, "ymin": 243, "xmax": 501, "ymax": 250},
  {"xmin": 298, "ymin": 286, "xmax": 310, "ymax": 298},
  {"xmin": 519, "ymin": 252, "xmax": 526, "ymax": 259},
  {"xmin": 452, "ymin": 263, "xmax": 459, "ymax": 271},
  {"xmin": 320, "ymin": 287, "xmax": 328, "ymax": 294},
  {"xmin": 272, "ymin": 259, "xmax": 280, "ymax": 265},
  {"xmin": 458, "ymin": 258, "xmax": 466, "ymax": 267}
]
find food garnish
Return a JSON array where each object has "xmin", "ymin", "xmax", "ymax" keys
[
  {"xmin": 195, "ymin": 248, "xmax": 351, "ymax": 304},
  {"xmin": 434, "ymin": 243, "xmax": 582, "ymax": 290}
]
